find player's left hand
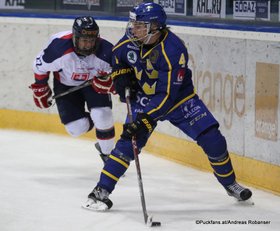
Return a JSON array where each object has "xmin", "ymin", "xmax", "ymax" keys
[
  {"xmin": 92, "ymin": 71, "xmax": 116, "ymax": 94},
  {"xmin": 121, "ymin": 113, "xmax": 156, "ymax": 140}
]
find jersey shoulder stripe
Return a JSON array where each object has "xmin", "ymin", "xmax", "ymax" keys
[
  {"xmin": 42, "ymin": 31, "xmax": 74, "ymax": 64},
  {"xmin": 112, "ymin": 35, "xmax": 131, "ymax": 52}
]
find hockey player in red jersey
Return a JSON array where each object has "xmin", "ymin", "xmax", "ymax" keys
[
  {"xmin": 83, "ymin": 3, "xmax": 252, "ymax": 211},
  {"xmin": 30, "ymin": 16, "xmax": 115, "ymax": 162}
]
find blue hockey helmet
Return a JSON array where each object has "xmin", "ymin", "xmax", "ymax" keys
[
  {"xmin": 130, "ymin": 2, "xmax": 167, "ymax": 30},
  {"xmin": 126, "ymin": 2, "xmax": 167, "ymax": 46}
]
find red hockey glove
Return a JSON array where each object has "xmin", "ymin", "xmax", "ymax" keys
[
  {"xmin": 92, "ymin": 71, "xmax": 116, "ymax": 94},
  {"xmin": 29, "ymin": 83, "xmax": 52, "ymax": 109}
]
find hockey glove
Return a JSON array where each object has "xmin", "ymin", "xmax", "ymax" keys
[
  {"xmin": 111, "ymin": 65, "xmax": 138, "ymax": 100},
  {"xmin": 121, "ymin": 113, "xmax": 156, "ymax": 140},
  {"xmin": 29, "ymin": 83, "xmax": 52, "ymax": 109},
  {"xmin": 92, "ymin": 71, "xmax": 116, "ymax": 94}
]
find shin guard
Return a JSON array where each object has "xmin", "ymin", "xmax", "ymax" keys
[
  {"xmin": 97, "ymin": 151, "xmax": 131, "ymax": 193},
  {"xmin": 197, "ymin": 126, "xmax": 235, "ymax": 186},
  {"xmin": 208, "ymin": 152, "xmax": 236, "ymax": 186}
]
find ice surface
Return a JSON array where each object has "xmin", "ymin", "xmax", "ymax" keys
[{"xmin": 0, "ymin": 129, "xmax": 279, "ymax": 231}]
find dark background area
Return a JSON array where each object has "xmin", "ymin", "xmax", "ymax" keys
[{"xmin": 0, "ymin": 0, "xmax": 279, "ymax": 30}]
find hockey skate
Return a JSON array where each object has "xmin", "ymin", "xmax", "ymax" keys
[
  {"xmin": 95, "ymin": 142, "xmax": 109, "ymax": 164},
  {"xmin": 82, "ymin": 186, "xmax": 113, "ymax": 211},
  {"xmin": 224, "ymin": 181, "xmax": 252, "ymax": 201}
]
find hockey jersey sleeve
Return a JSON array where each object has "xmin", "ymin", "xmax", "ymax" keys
[{"xmin": 32, "ymin": 32, "xmax": 73, "ymax": 84}]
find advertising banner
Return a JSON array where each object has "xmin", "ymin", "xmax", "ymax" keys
[
  {"xmin": 234, "ymin": 0, "xmax": 271, "ymax": 20},
  {"xmin": 255, "ymin": 62, "xmax": 279, "ymax": 141},
  {"xmin": 154, "ymin": 0, "xmax": 186, "ymax": 15},
  {"xmin": 0, "ymin": 0, "xmax": 25, "ymax": 9},
  {"xmin": 63, "ymin": 0, "xmax": 100, "ymax": 5},
  {"xmin": 193, "ymin": 0, "xmax": 225, "ymax": 18},
  {"xmin": 116, "ymin": 0, "xmax": 142, "ymax": 7},
  {"xmin": 256, "ymin": 0, "xmax": 270, "ymax": 20},
  {"xmin": 62, "ymin": 0, "xmax": 100, "ymax": 10},
  {"xmin": 233, "ymin": 0, "xmax": 256, "ymax": 20}
]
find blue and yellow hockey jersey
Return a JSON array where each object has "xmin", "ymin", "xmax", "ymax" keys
[{"xmin": 112, "ymin": 29, "xmax": 196, "ymax": 121}]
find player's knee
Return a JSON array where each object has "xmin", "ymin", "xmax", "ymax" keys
[
  {"xmin": 65, "ymin": 117, "xmax": 91, "ymax": 137},
  {"xmin": 90, "ymin": 107, "xmax": 114, "ymax": 129},
  {"xmin": 91, "ymin": 107, "xmax": 115, "ymax": 141},
  {"xmin": 96, "ymin": 127, "xmax": 115, "ymax": 140},
  {"xmin": 196, "ymin": 125, "xmax": 227, "ymax": 159}
]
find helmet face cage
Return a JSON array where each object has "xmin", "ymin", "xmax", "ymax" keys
[
  {"xmin": 125, "ymin": 3, "xmax": 166, "ymax": 47},
  {"xmin": 126, "ymin": 16, "xmax": 151, "ymax": 47},
  {"xmin": 72, "ymin": 16, "xmax": 100, "ymax": 56}
]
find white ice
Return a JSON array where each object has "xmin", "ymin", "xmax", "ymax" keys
[{"xmin": 0, "ymin": 129, "xmax": 279, "ymax": 231}]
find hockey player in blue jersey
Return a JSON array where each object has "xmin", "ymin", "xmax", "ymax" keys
[
  {"xmin": 30, "ymin": 16, "xmax": 115, "ymax": 162},
  {"xmin": 83, "ymin": 3, "xmax": 252, "ymax": 211}
]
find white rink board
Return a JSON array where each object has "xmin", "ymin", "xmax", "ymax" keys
[{"xmin": 0, "ymin": 17, "xmax": 279, "ymax": 165}]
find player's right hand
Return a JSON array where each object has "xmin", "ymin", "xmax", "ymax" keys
[
  {"xmin": 111, "ymin": 65, "xmax": 138, "ymax": 100},
  {"xmin": 29, "ymin": 83, "xmax": 52, "ymax": 109},
  {"xmin": 92, "ymin": 71, "xmax": 116, "ymax": 94}
]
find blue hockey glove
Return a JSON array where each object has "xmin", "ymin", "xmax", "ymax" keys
[{"xmin": 121, "ymin": 113, "xmax": 156, "ymax": 140}]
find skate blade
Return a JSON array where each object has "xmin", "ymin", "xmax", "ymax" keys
[{"xmin": 81, "ymin": 198, "xmax": 109, "ymax": 212}]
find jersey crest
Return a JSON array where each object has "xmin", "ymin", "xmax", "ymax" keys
[{"xmin": 127, "ymin": 50, "xmax": 137, "ymax": 64}]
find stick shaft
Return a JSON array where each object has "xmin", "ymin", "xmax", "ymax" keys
[
  {"xmin": 52, "ymin": 79, "xmax": 92, "ymax": 100},
  {"xmin": 125, "ymin": 88, "xmax": 149, "ymax": 224},
  {"xmin": 51, "ymin": 72, "xmax": 111, "ymax": 101}
]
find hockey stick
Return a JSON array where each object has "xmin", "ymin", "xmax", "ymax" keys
[
  {"xmin": 50, "ymin": 73, "xmax": 112, "ymax": 102},
  {"xmin": 50, "ymin": 79, "xmax": 93, "ymax": 102},
  {"xmin": 125, "ymin": 88, "xmax": 161, "ymax": 227}
]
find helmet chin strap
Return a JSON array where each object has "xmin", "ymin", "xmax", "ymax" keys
[
  {"xmin": 143, "ymin": 30, "xmax": 160, "ymax": 45},
  {"xmin": 142, "ymin": 23, "xmax": 160, "ymax": 45}
]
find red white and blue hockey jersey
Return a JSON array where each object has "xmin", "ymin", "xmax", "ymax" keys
[{"xmin": 33, "ymin": 31, "xmax": 113, "ymax": 86}]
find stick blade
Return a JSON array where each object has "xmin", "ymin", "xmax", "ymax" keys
[
  {"xmin": 151, "ymin": 222, "xmax": 161, "ymax": 227},
  {"xmin": 146, "ymin": 215, "xmax": 161, "ymax": 227}
]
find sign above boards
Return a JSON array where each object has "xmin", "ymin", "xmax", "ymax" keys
[
  {"xmin": 0, "ymin": 0, "xmax": 25, "ymax": 9},
  {"xmin": 233, "ymin": 0, "xmax": 271, "ymax": 20},
  {"xmin": 193, "ymin": 0, "xmax": 226, "ymax": 18},
  {"xmin": 61, "ymin": 0, "xmax": 101, "ymax": 10},
  {"xmin": 154, "ymin": 0, "xmax": 187, "ymax": 15}
]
